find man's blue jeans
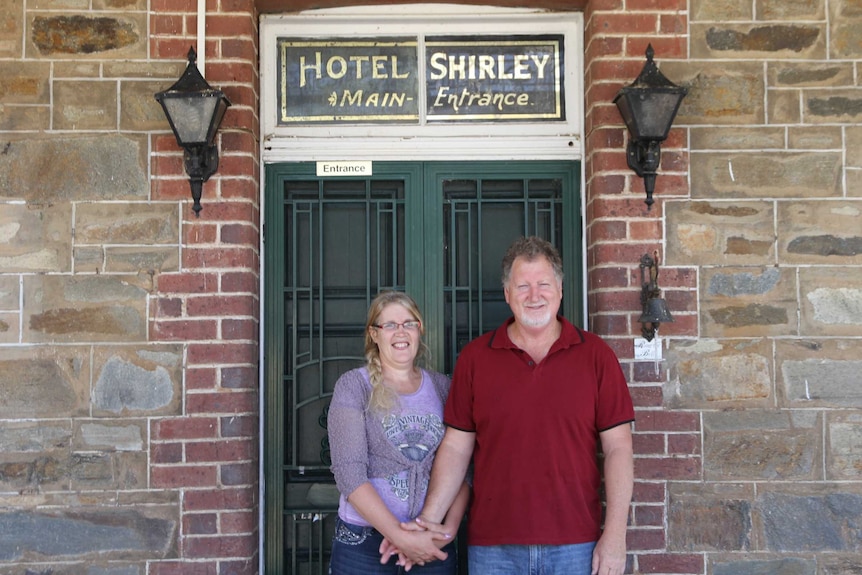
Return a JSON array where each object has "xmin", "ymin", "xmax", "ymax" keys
[{"xmin": 468, "ymin": 542, "xmax": 596, "ymax": 575}]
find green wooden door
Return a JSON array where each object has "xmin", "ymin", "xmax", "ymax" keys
[{"xmin": 264, "ymin": 160, "xmax": 581, "ymax": 574}]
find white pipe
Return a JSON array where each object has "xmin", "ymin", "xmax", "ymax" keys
[{"xmin": 197, "ymin": 0, "xmax": 206, "ymax": 75}]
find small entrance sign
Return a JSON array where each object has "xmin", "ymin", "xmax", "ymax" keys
[{"xmin": 316, "ymin": 161, "xmax": 373, "ymax": 176}]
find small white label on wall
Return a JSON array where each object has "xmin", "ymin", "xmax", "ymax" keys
[
  {"xmin": 634, "ymin": 337, "xmax": 662, "ymax": 361},
  {"xmin": 316, "ymin": 161, "xmax": 373, "ymax": 176}
]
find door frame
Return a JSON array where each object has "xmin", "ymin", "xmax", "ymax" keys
[{"xmin": 262, "ymin": 159, "xmax": 581, "ymax": 573}]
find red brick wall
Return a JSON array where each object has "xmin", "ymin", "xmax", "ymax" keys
[{"xmin": 150, "ymin": 1, "xmax": 261, "ymax": 573}]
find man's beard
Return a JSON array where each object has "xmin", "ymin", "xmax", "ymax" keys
[{"xmin": 518, "ymin": 307, "xmax": 553, "ymax": 328}]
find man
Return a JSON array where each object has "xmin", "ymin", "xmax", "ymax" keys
[{"xmin": 406, "ymin": 236, "xmax": 634, "ymax": 575}]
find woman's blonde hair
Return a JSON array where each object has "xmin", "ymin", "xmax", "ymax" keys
[{"xmin": 365, "ymin": 290, "xmax": 429, "ymax": 414}]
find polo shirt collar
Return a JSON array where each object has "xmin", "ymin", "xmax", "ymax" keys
[{"xmin": 489, "ymin": 316, "xmax": 584, "ymax": 352}]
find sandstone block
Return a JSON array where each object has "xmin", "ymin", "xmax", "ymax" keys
[
  {"xmin": 757, "ymin": 0, "xmax": 825, "ymax": 20},
  {"xmin": 778, "ymin": 201, "xmax": 862, "ymax": 264},
  {"xmin": 0, "ymin": 135, "xmax": 147, "ymax": 202},
  {"xmin": 0, "ymin": 202, "xmax": 72, "ymax": 273},
  {"xmin": 73, "ymin": 246, "xmax": 105, "ymax": 272},
  {"xmin": 667, "ymin": 201, "xmax": 774, "ymax": 266},
  {"xmin": 757, "ymin": 486, "xmax": 862, "ymax": 552},
  {"xmin": 29, "ymin": 0, "xmax": 91, "ymax": 8},
  {"xmin": 701, "ymin": 267, "xmax": 797, "ymax": 336},
  {"xmin": 0, "ymin": 346, "xmax": 90, "ymax": 418},
  {"xmin": 0, "ymin": 421, "xmax": 72, "ymax": 491},
  {"xmin": 787, "ymin": 126, "xmax": 842, "ymax": 149},
  {"xmin": 690, "ymin": 0, "xmax": 751, "ymax": 21},
  {"xmin": 91, "ymin": 345, "xmax": 183, "ymax": 416},
  {"xmin": 23, "ymin": 275, "xmax": 148, "ymax": 343},
  {"xmin": 0, "ymin": 507, "xmax": 177, "ymax": 561},
  {"xmin": 767, "ymin": 89, "xmax": 802, "ymax": 124},
  {"xmin": 848, "ymin": 168, "xmax": 862, "ymax": 197},
  {"xmin": 703, "ymin": 410, "xmax": 821, "ymax": 480},
  {"xmin": 0, "ymin": 453, "xmax": 69, "ymax": 492},
  {"xmin": 690, "ymin": 127, "xmax": 785, "ymax": 150},
  {"xmin": 804, "ymin": 89, "xmax": 862, "ymax": 123},
  {"xmin": 0, "ymin": 275, "xmax": 19, "ymax": 308},
  {"xmin": 0, "ymin": 0, "xmax": 23, "ymax": 58},
  {"xmin": 668, "ymin": 483, "xmax": 753, "ymax": 551},
  {"xmin": 829, "ymin": 0, "xmax": 862, "ymax": 58},
  {"xmin": 799, "ymin": 267, "xmax": 862, "ymax": 336},
  {"xmin": 819, "ymin": 555, "xmax": 862, "ymax": 575},
  {"xmin": 93, "ymin": 0, "xmax": 147, "ymax": 8},
  {"xmin": 844, "ymin": 126, "xmax": 862, "ymax": 167},
  {"xmin": 53, "ymin": 80, "xmax": 118, "ymax": 130},
  {"xmin": 0, "ymin": 61, "xmax": 50, "ymax": 104},
  {"xmin": 0, "ymin": 105, "xmax": 49, "ymax": 131},
  {"xmin": 661, "ymin": 62, "xmax": 763, "ymax": 125},
  {"xmin": 53, "ymin": 61, "xmax": 101, "ymax": 78},
  {"xmin": 120, "ymin": 80, "xmax": 176, "ymax": 131},
  {"xmin": 690, "ymin": 151, "xmax": 842, "ymax": 199},
  {"xmin": 105, "ymin": 60, "xmax": 183, "ymax": 79},
  {"xmin": 777, "ymin": 339, "xmax": 862, "ymax": 408},
  {"xmin": 666, "ymin": 338, "xmax": 773, "ymax": 408},
  {"xmin": 73, "ymin": 420, "xmax": 145, "ymax": 452},
  {"xmin": 70, "ymin": 451, "xmax": 148, "ymax": 490},
  {"xmin": 768, "ymin": 62, "xmax": 855, "ymax": 88},
  {"xmin": 104, "ymin": 247, "xmax": 180, "ymax": 273},
  {"xmin": 826, "ymin": 411, "xmax": 862, "ymax": 480},
  {"xmin": 712, "ymin": 556, "xmax": 816, "ymax": 575},
  {"xmin": 27, "ymin": 13, "xmax": 147, "ymax": 59},
  {"xmin": 692, "ymin": 23, "xmax": 826, "ymax": 59},
  {"xmin": 75, "ymin": 203, "xmax": 179, "ymax": 245},
  {"xmin": 0, "ymin": 312, "xmax": 17, "ymax": 343}
]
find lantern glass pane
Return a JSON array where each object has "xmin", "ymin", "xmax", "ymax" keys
[
  {"xmin": 628, "ymin": 92, "xmax": 682, "ymax": 140},
  {"xmin": 162, "ymin": 96, "xmax": 219, "ymax": 145},
  {"xmin": 206, "ymin": 99, "xmax": 230, "ymax": 143}
]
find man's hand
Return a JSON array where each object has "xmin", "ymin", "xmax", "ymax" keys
[
  {"xmin": 377, "ymin": 528, "xmax": 449, "ymax": 571},
  {"xmin": 407, "ymin": 515, "xmax": 455, "ymax": 545},
  {"xmin": 591, "ymin": 530, "xmax": 627, "ymax": 575}
]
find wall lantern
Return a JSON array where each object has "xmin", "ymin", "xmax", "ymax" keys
[
  {"xmin": 638, "ymin": 252, "xmax": 673, "ymax": 342},
  {"xmin": 155, "ymin": 47, "xmax": 231, "ymax": 217},
  {"xmin": 613, "ymin": 44, "xmax": 687, "ymax": 210}
]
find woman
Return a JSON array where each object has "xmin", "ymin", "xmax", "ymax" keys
[{"xmin": 328, "ymin": 290, "xmax": 469, "ymax": 574}]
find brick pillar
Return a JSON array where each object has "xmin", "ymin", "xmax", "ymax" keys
[
  {"xmin": 583, "ymin": 0, "xmax": 699, "ymax": 573},
  {"xmin": 150, "ymin": 1, "xmax": 261, "ymax": 573}
]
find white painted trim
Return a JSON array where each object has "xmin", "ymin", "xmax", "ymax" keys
[
  {"xmin": 197, "ymin": 0, "xmax": 205, "ymax": 74},
  {"xmin": 263, "ymin": 135, "xmax": 582, "ymax": 162}
]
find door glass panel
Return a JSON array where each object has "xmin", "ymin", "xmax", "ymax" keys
[
  {"xmin": 281, "ymin": 177, "xmax": 406, "ymax": 573},
  {"xmin": 442, "ymin": 176, "xmax": 563, "ymax": 373}
]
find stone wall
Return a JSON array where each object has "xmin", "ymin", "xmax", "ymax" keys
[
  {"xmin": 0, "ymin": 0, "xmax": 860, "ymax": 573},
  {"xmin": 585, "ymin": 0, "xmax": 862, "ymax": 572},
  {"xmin": 0, "ymin": 0, "xmax": 260, "ymax": 573}
]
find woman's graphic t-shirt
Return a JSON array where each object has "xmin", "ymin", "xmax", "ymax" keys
[{"xmin": 340, "ymin": 372, "xmax": 445, "ymax": 524}]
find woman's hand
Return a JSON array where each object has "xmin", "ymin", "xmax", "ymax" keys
[
  {"xmin": 385, "ymin": 529, "xmax": 449, "ymax": 570},
  {"xmin": 379, "ymin": 517, "xmax": 454, "ymax": 571}
]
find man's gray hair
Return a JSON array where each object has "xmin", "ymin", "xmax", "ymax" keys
[{"xmin": 501, "ymin": 236, "xmax": 564, "ymax": 286}]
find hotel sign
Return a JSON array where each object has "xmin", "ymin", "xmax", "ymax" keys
[
  {"xmin": 425, "ymin": 36, "xmax": 563, "ymax": 121},
  {"xmin": 277, "ymin": 35, "xmax": 564, "ymax": 124},
  {"xmin": 278, "ymin": 38, "xmax": 420, "ymax": 123}
]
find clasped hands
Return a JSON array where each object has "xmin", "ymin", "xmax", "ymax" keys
[{"xmin": 378, "ymin": 516, "xmax": 454, "ymax": 571}]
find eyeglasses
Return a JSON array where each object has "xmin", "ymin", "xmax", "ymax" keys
[{"xmin": 372, "ymin": 320, "xmax": 421, "ymax": 331}]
